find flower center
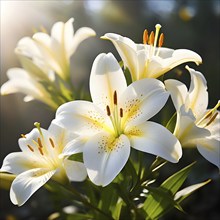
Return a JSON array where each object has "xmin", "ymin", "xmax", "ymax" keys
[
  {"xmin": 23, "ymin": 123, "xmax": 61, "ymax": 168},
  {"xmin": 106, "ymin": 91, "xmax": 124, "ymax": 137},
  {"xmin": 196, "ymin": 101, "xmax": 219, "ymax": 128},
  {"xmin": 141, "ymin": 24, "xmax": 164, "ymax": 79},
  {"xmin": 143, "ymin": 24, "xmax": 164, "ymax": 59}
]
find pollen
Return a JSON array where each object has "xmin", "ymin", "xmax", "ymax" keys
[
  {"xmin": 106, "ymin": 105, "xmax": 111, "ymax": 116},
  {"xmin": 21, "ymin": 134, "xmax": 26, "ymax": 138},
  {"xmin": 205, "ymin": 112, "xmax": 218, "ymax": 127},
  {"xmin": 113, "ymin": 91, "xmax": 118, "ymax": 105},
  {"xmin": 143, "ymin": 29, "xmax": 148, "ymax": 44},
  {"xmin": 148, "ymin": 31, "xmax": 155, "ymax": 45},
  {"xmin": 37, "ymin": 138, "xmax": 43, "ymax": 148},
  {"xmin": 38, "ymin": 147, "xmax": 44, "ymax": 156},
  {"xmin": 158, "ymin": 33, "xmax": 164, "ymax": 47},
  {"xmin": 49, "ymin": 138, "xmax": 56, "ymax": 148},
  {"xmin": 27, "ymin": 144, "xmax": 34, "ymax": 152}
]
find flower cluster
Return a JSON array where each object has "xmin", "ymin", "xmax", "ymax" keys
[{"xmin": 1, "ymin": 18, "xmax": 219, "ymax": 218}]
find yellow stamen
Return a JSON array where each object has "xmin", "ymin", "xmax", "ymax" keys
[
  {"xmin": 21, "ymin": 134, "xmax": 26, "ymax": 138},
  {"xmin": 206, "ymin": 112, "xmax": 218, "ymax": 127},
  {"xmin": 143, "ymin": 29, "xmax": 148, "ymax": 44},
  {"xmin": 49, "ymin": 138, "xmax": 56, "ymax": 148},
  {"xmin": 37, "ymin": 138, "xmax": 43, "ymax": 148},
  {"xmin": 158, "ymin": 33, "xmax": 164, "ymax": 47},
  {"xmin": 106, "ymin": 105, "xmax": 111, "ymax": 116},
  {"xmin": 148, "ymin": 31, "xmax": 155, "ymax": 45},
  {"xmin": 113, "ymin": 91, "xmax": 118, "ymax": 105},
  {"xmin": 38, "ymin": 147, "xmax": 44, "ymax": 156},
  {"xmin": 120, "ymin": 108, "xmax": 123, "ymax": 118},
  {"xmin": 27, "ymin": 145, "xmax": 34, "ymax": 152}
]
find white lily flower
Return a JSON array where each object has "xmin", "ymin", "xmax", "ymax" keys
[
  {"xmin": 53, "ymin": 53, "xmax": 182, "ymax": 187},
  {"xmin": 102, "ymin": 24, "xmax": 202, "ymax": 81},
  {"xmin": 0, "ymin": 123, "xmax": 87, "ymax": 206},
  {"xmin": 165, "ymin": 66, "xmax": 220, "ymax": 168},
  {"xmin": 1, "ymin": 68, "xmax": 58, "ymax": 108},
  {"xmin": 33, "ymin": 18, "xmax": 96, "ymax": 80}
]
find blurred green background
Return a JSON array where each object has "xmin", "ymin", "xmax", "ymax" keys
[{"xmin": 0, "ymin": 0, "xmax": 219, "ymax": 219}]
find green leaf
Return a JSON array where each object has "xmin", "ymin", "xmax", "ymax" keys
[
  {"xmin": 174, "ymin": 179, "xmax": 211, "ymax": 202},
  {"xmin": 161, "ymin": 162, "xmax": 196, "ymax": 195},
  {"xmin": 143, "ymin": 162, "xmax": 196, "ymax": 219},
  {"xmin": 143, "ymin": 187, "xmax": 183, "ymax": 220},
  {"xmin": 112, "ymin": 199, "xmax": 124, "ymax": 220},
  {"xmin": 68, "ymin": 153, "xmax": 83, "ymax": 163},
  {"xmin": 67, "ymin": 213, "xmax": 94, "ymax": 220}
]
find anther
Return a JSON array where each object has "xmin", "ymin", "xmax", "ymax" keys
[
  {"xmin": 203, "ymin": 110, "xmax": 213, "ymax": 120},
  {"xmin": 113, "ymin": 91, "xmax": 118, "ymax": 105},
  {"xmin": 148, "ymin": 31, "xmax": 155, "ymax": 45},
  {"xmin": 27, "ymin": 144, "xmax": 34, "ymax": 152},
  {"xmin": 120, "ymin": 108, "xmax": 123, "ymax": 118},
  {"xmin": 49, "ymin": 138, "xmax": 55, "ymax": 148},
  {"xmin": 21, "ymin": 134, "xmax": 26, "ymax": 138},
  {"xmin": 37, "ymin": 138, "xmax": 43, "ymax": 148},
  {"xmin": 143, "ymin": 29, "xmax": 148, "ymax": 44},
  {"xmin": 206, "ymin": 112, "xmax": 218, "ymax": 127},
  {"xmin": 158, "ymin": 33, "xmax": 164, "ymax": 47},
  {"xmin": 106, "ymin": 105, "xmax": 111, "ymax": 116},
  {"xmin": 38, "ymin": 147, "xmax": 44, "ymax": 156}
]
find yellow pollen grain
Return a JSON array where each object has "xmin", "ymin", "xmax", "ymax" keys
[{"xmin": 127, "ymin": 127, "xmax": 143, "ymax": 136}]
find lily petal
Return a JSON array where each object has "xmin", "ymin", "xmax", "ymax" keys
[
  {"xmin": 187, "ymin": 66, "xmax": 208, "ymax": 118},
  {"xmin": 0, "ymin": 152, "xmax": 34, "ymax": 175},
  {"xmin": 54, "ymin": 100, "xmax": 113, "ymax": 136},
  {"xmin": 63, "ymin": 159, "xmax": 87, "ymax": 181},
  {"xmin": 206, "ymin": 111, "xmax": 220, "ymax": 140},
  {"xmin": 147, "ymin": 49, "xmax": 202, "ymax": 78},
  {"xmin": 83, "ymin": 132, "xmax": 130, "ymax": 186},
  {"xmin": 126, "ymin": 122, "xmax": 182, "ymax": 163},
  {"xmin": 165, "ymin": 79, "xmax": 188, "ymax": 111},
  {"xmin": 60, "ymin": 137, "xmax": 86, "ymax": 158},
  {"xmin": 33, "ymin": 32, "xmax": 62, "ymax": 75},
  {"xmin": 120, "ymin": 78, "xmax": 169, "ymax": 127},
  {"xmin": 51, "ymin": 18, "xmax": 74, "ymax": 55},
  {"xmin": 102, "ymin": 33, "xmax": 138, "ymax": 81},
  {"xmin": 90, "ymin": 53, "xmax": 127, "ymax": 111},
  {"xmin": 174, "ymin": 106, "xmax": 210, "ymax": 146},
  {"xmin": 10, "ymin": 168, "xmax": 55, "ymax": 206},
  {"xmin": 69, "ymin": 27, "xmax": 96, "ymax": 56},
  {"xmin": 197, "ymin": 138, "xmax": 220, "ymax": 169}
]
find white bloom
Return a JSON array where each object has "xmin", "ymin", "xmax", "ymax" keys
[
  {"xmin": 33, "ymin": 18, "xmax": 96, "ymax": 80},
  {"xmin": 53, "ymin": 53, "xmax": 182, "ymax": 186},
  {"xmin": 0, "ymin": 123, "xmax": 87, "ymax": 206},
  {"xmin": 165, "ymin": 66, "xmax": 220, "ymax": 168},
  {"xmin": 102, "ymin": 24, "xmax": 202, "ymax": 81},
  {"xmin": 0, "ymin": 68, "xmax": 57, "ymax": 108},
  {"xmin": 1, "ymin": 18, "xmax": 96, "ymax": 107}
]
